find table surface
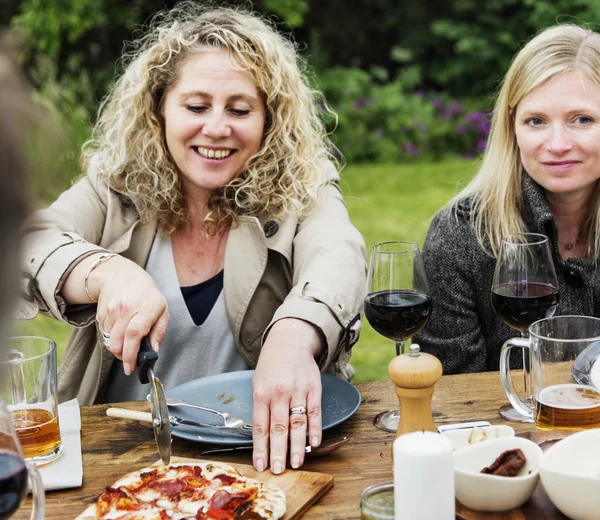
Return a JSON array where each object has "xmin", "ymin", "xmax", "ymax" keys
[{"xmin": 15, "ymin": 370, "xmax": 537, "ymax": 520}]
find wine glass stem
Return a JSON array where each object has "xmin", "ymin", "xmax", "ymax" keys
[
  {"xmin": 521, "ymin": 331, "xmax": 532, "ymax": 405},
  {"xmin": 395, "ymin": 341, "xmax": 408, "ymax": 356}
]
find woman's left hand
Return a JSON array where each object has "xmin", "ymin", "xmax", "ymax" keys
[{"xmin": 251, "ymin": 318, "xmax": 324, "ymax": 474}]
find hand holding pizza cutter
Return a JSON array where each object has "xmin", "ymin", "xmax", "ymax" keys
[{"xmin": 137, "ymin": 336, "xmax": 171, "ymax": 465}]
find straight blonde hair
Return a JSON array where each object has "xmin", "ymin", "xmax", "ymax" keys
[{"xmin": 455, "ymin": 24, "xmax": 600, "ymax": 258}]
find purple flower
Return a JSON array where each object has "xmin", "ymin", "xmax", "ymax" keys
[
  {"xmin": 404, "ymin": 142, "xmax": 420, "ymax": 157},
  {"xmin": 372, "ymin": 128, "xmax": 383, "ymax": 138},
  {"xmin": 432, "ymin": 98, "xmax": 444, "ymax": 109},
  {"xmin": 442, "ymin": 110, "xmax": 452, "ymax": 121},
  {"xmin": 477, "ymin": 139, "xmax": 487, "ymax": 151},
  {"xmin": 449, "ymin": 102, "xmax": 462, "ymax": 115},
  {"xmin": 415, "ymin": 88, "xmax": 425, "ymax": 98},
  {"xmin": 480, "ymin": 120, "xmax": 491, "ymax": 135},
  {"xmin": 354, "ymin": 97, "xmax": 373, "ymax": 110},
  {"xmin": 456, "ymin": 125, "xmax": 466, "ymax": 134},
  {"xmin": 470, "ymin": 111, "xmax": 484, "ymax": 124}
]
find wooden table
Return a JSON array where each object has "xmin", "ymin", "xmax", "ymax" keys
[{"xmin": 15, "ymin": 371, "xmax": 536, "ymax": 519}]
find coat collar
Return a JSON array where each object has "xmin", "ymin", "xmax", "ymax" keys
[{"xmin": 521, "ymin": 172, "xmax": 557, "ymax": 240}]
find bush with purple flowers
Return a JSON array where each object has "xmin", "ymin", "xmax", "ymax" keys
[{"xmin": 316, "ymin": 67, "xmax": 492, "ymax": 163}]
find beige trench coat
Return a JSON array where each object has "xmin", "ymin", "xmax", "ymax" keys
[{"xmin": 20, "ymin": 162, "xmax": 366, "ymax": 404}]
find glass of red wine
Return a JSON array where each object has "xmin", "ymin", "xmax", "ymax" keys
[
  {"xmin": 491, "ymin": 233, "xmax": 559, "ymax": 423},
  {"xmin": 364, "ymin": 241, "xmax": 432, "ymax": 432},
  {"xmin": 0, "ymin": 397, "xmax": 44, "ymax": 520}
]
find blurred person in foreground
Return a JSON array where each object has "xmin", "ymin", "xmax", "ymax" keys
[
  {"xmin": 417, "ymin": 24, "xmax": 600, "ymax": 374},
  {"xmin": 0, "ymin": 43, "xmax": 29, "ymax": 340},
  {"xmin": 19, "ymin": 3, "xmax": 366, "ymax": 474}
]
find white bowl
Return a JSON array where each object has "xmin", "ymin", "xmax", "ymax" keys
[
  {"xmin": 540, "ymin": 429, "xmax": 600, "ymax": 520},
  {"xmin": 454, "ymin": 437, "xmax": 543, "ymax": 512},
  {"xmin": 442, "ymin": 425, "xmax": 515, "ymax": 451}
]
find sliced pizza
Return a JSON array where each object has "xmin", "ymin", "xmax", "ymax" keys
[{"xmin": 77, "ymin": 461, "xmax": 286, "ymax": 520}]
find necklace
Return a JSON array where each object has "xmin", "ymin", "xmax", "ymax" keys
[{"xmin": 558, "ymin": 234, "xmax": 580, "ymax": 250}]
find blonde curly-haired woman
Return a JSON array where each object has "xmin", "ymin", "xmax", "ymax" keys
[
  {"xmin": 417, "ymin": 24, "xmax": 600, "ymax": 375},
  {"xmin": 21, "ymin": 4, "xmax": 366, "ymax": 475}
]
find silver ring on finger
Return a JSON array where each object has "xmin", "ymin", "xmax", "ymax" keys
[
  {"xmin": 290, "ymin": 406, "xmax": 307, "ymax": 416},
  {"xmin": 101, "ymin": 330, "xmax": 111, "ymax": 348}
]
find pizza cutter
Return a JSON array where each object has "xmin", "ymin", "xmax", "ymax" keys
[{"xmin": 137, "ymin": 336, "xmax": 171, "ymax": 465}]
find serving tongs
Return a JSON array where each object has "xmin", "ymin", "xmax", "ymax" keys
[
  {"xmin": 106, "ymin": 408, "xmax": 253, "ymax": 437},
  {"xmin": 165, "ymin": 397, "xmax": 252, "ymax": 430},
  {"xmin": 107, "ymin": 336, "xmax": 171, "ymax": 464}
]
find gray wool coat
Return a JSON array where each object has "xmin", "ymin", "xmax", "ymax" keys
[{"xmin": 415, "ymin": 173, "xmax": 600, "ymax": 375}]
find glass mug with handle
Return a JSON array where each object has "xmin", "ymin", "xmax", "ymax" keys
[
  {"xmin": 0, "ymin": 397, "xmax": 45, "ymax": 519},
  {"xmin": 501, "ymin": 315, "xmax": 600, "ymax": 430},
  {"xmin": 0, "ymin": 337, "xmax": 62, "ymax": 465}
]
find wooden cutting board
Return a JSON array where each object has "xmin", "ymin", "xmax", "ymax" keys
[
  {"xmin": 170, "ymin": 456, "xmax": 334, "ymax": 520},
  {"xmin": 84, "ymin": 455, "xmax": 333, "ymax": 520},
  {"xmin": 456, "ymin": 431, "xmax": 573, "ymax": 520}
]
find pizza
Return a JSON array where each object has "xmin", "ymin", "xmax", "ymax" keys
[{"xmin": 77, "ymin": 461, "xmax": 286, "ymax": 520}]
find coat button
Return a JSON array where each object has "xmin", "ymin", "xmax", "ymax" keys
[
  {"xmin": 263, "ymin": 220, "xmax": 279, "ymax": 238},
  {"xmin": 564, "ymin": 269, "xmax": 584, "ymax": 288}
]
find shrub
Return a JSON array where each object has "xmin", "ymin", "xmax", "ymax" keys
[{"xmin": 317, "ymin": 67, "xmax": 492, "ymax": 162}]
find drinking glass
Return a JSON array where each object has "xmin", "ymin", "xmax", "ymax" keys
[
  {"xmin": 0, "ymin": 397, "xmax": 44, "ymax": 519},
  {"xmin": 501, "ymin": 316, "xmax": 600, "ymax": 430},
  {"xmin": 365, "ymin": 241, "xmax": 432, "ymax": 432},
  {"xmin": 0, "ymin": 337, "xmax": 62, "ymax": 465},
  {"xmin": 491, "ymin": 233, "xmax": 559, "ymax": 422}
]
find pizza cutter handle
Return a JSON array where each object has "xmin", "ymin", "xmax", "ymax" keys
[
  {"xmin": 106, "ymin": 407, "xmax": 153, "ymax": 423},
  {"xmin": 137, "ymin": 336, "xmax": 158, "ymax": 385}
]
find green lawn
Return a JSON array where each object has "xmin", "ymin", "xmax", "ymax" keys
[{"xmin": 14, "ymin": 157, "xmax": 478, "ymax": 381}]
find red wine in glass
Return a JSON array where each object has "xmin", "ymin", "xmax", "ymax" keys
[
  {"xmin": 365, "ymin": 241, "xmax": 431, "ymax": 432},
  {"xmin": 491, "ymin": 281, "xmax": 559, "ymax": 333},
  {"xmin": 364, "ymin": 290, "xmax": 432, "ymax": 345},
  {"xmin": 492, "ymin": 233, "xmax": 559, "ymax": 423},
  {"xmin": 0, "ymin": 452, "xmax": 28, "ymax": 519},
  {"xmin": 0, "ymin": 398, "xmax": 44, "ymax": 519}
]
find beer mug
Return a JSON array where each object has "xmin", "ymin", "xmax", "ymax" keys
[
  {"xmin": 501, "ymin": 316, "xmax": 600, "ymax": 430},
  {"xmin": 0, "ymin": 337, "xmax": 62, "ymax": 464}
]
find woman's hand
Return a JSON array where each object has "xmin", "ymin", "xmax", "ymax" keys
[
  {"xmin": 62, "ymin": 253, "xmax": 170, "ymax": 374},
  {"xmin": 251, "ymin": 318, "xmax": 324, "ymax": 474}
]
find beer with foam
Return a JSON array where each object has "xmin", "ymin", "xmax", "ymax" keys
[{"xmin": 535, "ymin": 383, "xmax": 600, "ymax": 431}]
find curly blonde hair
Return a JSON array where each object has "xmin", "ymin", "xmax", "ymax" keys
[
  {"xmin": 455, "ymin": 24, "xmax": 600, "ymax": 259},
  {"xmin": 83, "ymin": 2, "xmax": 336, "ymax": 233}
]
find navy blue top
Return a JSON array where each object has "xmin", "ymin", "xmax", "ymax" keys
[{"xmin": 180, "ymin": 270, "xmax": 224, "ymax": 326}]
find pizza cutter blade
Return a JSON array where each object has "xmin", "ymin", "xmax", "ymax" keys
[{"xmin": 138, "ymin": 336, "xmax": 171, "ymax": 465}]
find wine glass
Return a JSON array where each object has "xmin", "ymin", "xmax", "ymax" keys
[
  {"xmin": 491, "ymin": 233, "xmax": 559, "ymax": 422},
  {"xmin": 0, "ymin": 397, "xmax": 44, "ymax": 520},
  {"xmin": 364, "ymin": 241, "xmax": 432, "ymax": 432}
]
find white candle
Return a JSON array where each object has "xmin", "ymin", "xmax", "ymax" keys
[{"xmin": 393, "ymin": 431, "xmax": 454, "ymax": 520}]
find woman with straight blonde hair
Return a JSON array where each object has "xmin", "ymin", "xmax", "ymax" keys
[
  {"xmin": 20, "ymin": 3, "xmax": 366, "ymax": 474},
  {"xmin": 416, "ymin": 24, "xmax": 600, "ymax": 374}
]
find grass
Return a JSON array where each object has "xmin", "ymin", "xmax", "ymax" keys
[{"xmin": 14, "ymin": 157, "xmax": 478, "ymax": 381}]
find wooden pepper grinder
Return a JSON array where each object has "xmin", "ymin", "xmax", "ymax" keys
[{"xmin": 388, "ymin": 344, "xmax": 443, "ymax": 441}]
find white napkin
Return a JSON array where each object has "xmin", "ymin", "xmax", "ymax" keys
[{"xmin": 37, "ymin": 398, "xmax": 83, "ymax": 490}]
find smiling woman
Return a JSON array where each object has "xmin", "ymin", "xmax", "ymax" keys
[
  {"xmin": 162, "ymin": 50, "xmax": 266, "ymax": 203},
  {"xmin": 415, "ymin": 24, "xmax": 600, "ymax": 375},
  {"xmin": 19, "ymin": 2, "xmax": 366, "ymax": 478}
]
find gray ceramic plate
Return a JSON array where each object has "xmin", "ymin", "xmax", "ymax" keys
[{"xmin": 166, "ymin": 370, "xmax": 361, "ymax": 446}]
